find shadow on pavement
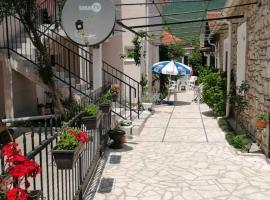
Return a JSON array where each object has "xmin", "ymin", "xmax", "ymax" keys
[
  {"xmin": 174, "ymin": 101, "xmax": 191, "ymax": 106},
  {"xmin": 201, "ymin": 110, "xmax": 215, "ymax": 117}
]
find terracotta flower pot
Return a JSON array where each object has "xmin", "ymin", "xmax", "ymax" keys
[
  {"xmin": 108, "ymin": 129, "xmax": 126, "ymax": 149},
  {"xmin": 256, "ymin": 120, "xmax": 268, "ymax": 129}
]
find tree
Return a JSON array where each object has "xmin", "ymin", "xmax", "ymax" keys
[
  {"xmin": 0, "ymin": 0, "xmax": 65, "ymax": 114},
  {"xmin": 167, "ymin": 44, "xmax": 185, "ymax": 61},
  {"xmin": 189, "ymin": 49, "xmax": 203, "ymax": 68}
]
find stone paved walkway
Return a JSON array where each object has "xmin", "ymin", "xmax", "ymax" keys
[{"xmin": 86, "ymin": 91, "xmax": 270, "ymax": 200}]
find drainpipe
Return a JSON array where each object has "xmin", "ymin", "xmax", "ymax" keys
[
  {"xmin": 208, "ymin": 35, "xmax": 217, "ymax": 68},
  {"xmin": 224, "ymin": 20, "xmax": 232, "ymax": 118}
]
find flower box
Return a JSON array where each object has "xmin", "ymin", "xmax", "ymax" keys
[
  {"xmin": 52, "ymin": 143, "xmax": 85, "ymax": 170},
  {"xmin": 81, "ymin": 111, "xmax": 102, "ymax": 129},
  {"xmin": 99, "ymin": 104, "xmax": 111, "ymax": 113}
]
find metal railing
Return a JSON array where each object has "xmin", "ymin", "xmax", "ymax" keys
[
  {"xmin": 0, "ymin": 110, "xmax": 111, "ymax": 200},
  {"xmin": 103, "ymin": 68, "xmax": 140, "ymax": 120},
  {"xmin": 0, "ymin": 15, "xmax": 93, "ymax": 97},
  {"xmin": 0, "ymin": 0, "xmax": 141, "ymax": 120}
]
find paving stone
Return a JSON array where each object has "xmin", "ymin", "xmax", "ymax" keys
[{"xmin": 89, "ymin": 91, "xmax": 270, "ymax": 200}]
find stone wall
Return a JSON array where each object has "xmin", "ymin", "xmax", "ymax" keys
[{"xmin": 218, "ymin": 0, "xmax": 270, "ymax": 154}]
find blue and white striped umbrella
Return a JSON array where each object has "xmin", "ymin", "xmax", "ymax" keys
[{"xmin": 152, "ymin": 61, "xmax": 191, "ymax": 76}]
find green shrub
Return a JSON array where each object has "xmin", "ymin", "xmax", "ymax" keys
[
  {"xmin": 56, "ymin": 131, "xmax": 79, "ymax": 150},
  {"xmin": 218, "ymin": 118, "xmax": 232, "ymax": 132},
  {"xmin": 225, "ymin": 134, "xmax": 249, "ymax": 150},
  {"xmin": 256, "ymin": 113, "xmax": 269, "ymax": 121},
  {"xmin": 200, "ymin": 71, "xmax": 227, "ymax": 116},
  {"xmin": 83, "ymin": 104, "xmax": 100, "ymax": 117},
  {"xmin": 99, "ymin": 91, "xmax": 112, "ymax": 104},
  {"xmin": 219, "ymin": 118, "xmax": 252, "ymax": 151}
]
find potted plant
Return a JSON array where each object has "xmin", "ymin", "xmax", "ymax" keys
[
  {"xmin": 108, "ymin": 128, "xmax": 126, "ymax": 149},
  {"xmin": 1, "ymin": 142, "xmax": 42, "ymax": 200},
  {"xmin": 255, "ymin": 113, "xmax": 269, "ymax": 129},
  {"xmin": 0, "ymin": 120, "xmax": 13, "ymax": 146},
  {"xmin": 110, "ymin": 84, "xmax": 121, "ymax": 102},
  {"xmin": 141, "ymin": 92, "xmax": 155, "ymax": 111},
  {"xmin": 81, "ymin": 104, "xmax": 102, "ymax": 129},
  {"xmin": 118, "ymin": 119, "xmax": 133, "ymax": 135},
  {"xmin": 52, "ymin": 128, "xmax": 88, "ymax": 170},
  {"xmin": 98, "ymin": 90, "xmax": 112, "ymax": 113}
]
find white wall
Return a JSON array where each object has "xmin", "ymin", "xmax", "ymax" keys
[
  {"xmin": 236, "ymin": 22, "xmax": 247, "ymax": 88},
  {"xmin": 102, "ymin": 0, "xmax": 162, "ymax": 86}
]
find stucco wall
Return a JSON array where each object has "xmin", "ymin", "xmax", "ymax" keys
[{"xmin": 12, "ymin": 70, "xmax": 38, "ymax": 117}]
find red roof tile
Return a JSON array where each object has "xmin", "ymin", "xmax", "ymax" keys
[
  {"xmin": 207, "ymin": 11, "xmax": 222, "ymax": 32},
  {"xmin": 162, "ymin": 31, "xmax": 181, "ymax": 45}
]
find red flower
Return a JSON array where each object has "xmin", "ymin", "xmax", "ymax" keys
[
  {"xmin": 68, "ymin": 129, "xmax": 77, "ymax": 135},
  {"xmin": 6, "ymin": 154, "xmax": 28, "ymax": 164},
  {"xmin": 7, "ymin": 188, "xmax": 28, "ymax": 200},
  {"xmin": 24, "ymin": 180, "xmax": 30, "ymax": 189},
  {"xmin": 1, "ymin": 142, "xmax": 41, "ymax": 197},
  {"xmin": 78, "ymin": 132, "xmax": 88, "ymax": 143},
  {"xmin": 2, "ymin": 142, "xmax": 20, "ymax": 157},
  {"xmin": 66, "ymin": 129, "xmax": 88, "ymax": 144}
]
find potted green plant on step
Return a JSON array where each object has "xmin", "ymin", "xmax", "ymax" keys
[
  {"xmin": 255, "ymin": 113, "xmax": 269, "ymax": 129},
  {"xmin": 141, "ymin": 92, "xmax": 157, "ymax": 111},
  {"xmin": 99, "ymin": 90, "xmax": 112, "ymax": 113},
  {"xmin": 52, "ymin": 128, "xmax": 88, "ymax": 169},
  {"xmin": 118, "ymin": 119, "xmax": 133, "ymax": 135},
  {"xmin": 110, "ymin": 84, "xmax": 121, "ymax": 102},
  {"xmin": 81, "ymin": 104, "xmax": 102, "ymax": 129}
]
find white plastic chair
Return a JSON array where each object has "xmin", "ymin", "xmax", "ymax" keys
[
  {"xmin": 193, "ymin": 83, "xmax": 204, "ymax": 103},
  {"xmin": 177, "ymin": 76, "xmax": 188, "ymax": 92},
  {"xmin": 188, "ymin": 76, "xmax": 197, "ymax": 90}
]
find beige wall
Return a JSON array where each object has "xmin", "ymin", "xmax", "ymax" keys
[
  {"xmin": 12, "ymin": 71, "xmax": 38, "ymax": 117},
  {"xmin": 102, "ymin": 34, "xmax": 123, "ymax": 70},
  {"xmin": 0, "ymin": 61, "xmax": 5, "ymax": 117}
]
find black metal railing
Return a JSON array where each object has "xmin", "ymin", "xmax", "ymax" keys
[
  {"xmin": 0, "ymin": 15, "xmax": 93, "ymax": 97},
  {"xmin": 0, "ymin": 0, "xmax": 142, "ymax": 120},
  {"xmin": 103, "ymin": 69, "xmax": 140, "ymax": 120},
  {"xmin": 1, "ymin": 109, "xmax": 111, "ymax": 200}
]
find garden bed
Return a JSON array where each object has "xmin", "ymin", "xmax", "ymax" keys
[{"xmin": 218, "ymin": 118, "xmax": 253, "ymax": 152}]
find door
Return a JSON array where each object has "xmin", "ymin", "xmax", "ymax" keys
[{"xmin": 236, "ymin": 22, "xmax": 247, "ymax": 88}]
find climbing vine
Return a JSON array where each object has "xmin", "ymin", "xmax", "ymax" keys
[{"xmin": 120, "ymin": 30, "xmax": 153, "ymax": 66}]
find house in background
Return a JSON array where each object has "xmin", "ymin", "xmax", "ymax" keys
[
  {"xmin": 0, "ymin": 0, "xmax": 163, "ymax": 119},
  {"xmin": 207, "ymin": 0, "xmax": 270, "ymax": 155}
]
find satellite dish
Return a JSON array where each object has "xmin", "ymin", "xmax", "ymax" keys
[{"xmin": 61, "ymin": 0, "xmax": 116, "ymax": 46}]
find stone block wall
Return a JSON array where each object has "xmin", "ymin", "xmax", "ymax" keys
[{"xmin": 217, "ymin": 0, "xmax": 270, "ymax": 155}]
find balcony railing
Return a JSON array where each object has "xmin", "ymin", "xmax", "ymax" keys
[{"xmin": 0, "ymin": 86, "xmax": 112, "ymax": 200}]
